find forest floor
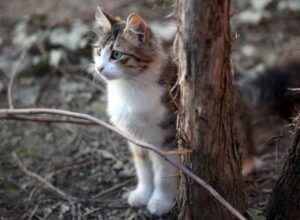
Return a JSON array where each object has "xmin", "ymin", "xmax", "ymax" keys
[{"xmin": 0, "ymin": 0, "xmax": 300, "ymax": 219}]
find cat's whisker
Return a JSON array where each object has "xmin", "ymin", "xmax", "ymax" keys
[
  {"xmin": 120, "ymin": 72, "xmax": 147, "ymax": 86},
  {"xmin": 163, "ymin": 174, "xmax": 180, "ymax": 178}
]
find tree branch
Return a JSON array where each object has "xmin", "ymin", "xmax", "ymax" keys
[
  {"xmin": 0, "ymin": 108, "xmax": 246, "ymax": 220},
  {"xmin": 0, "ymin": 114, "xmax": 95, "ymax": 125}
]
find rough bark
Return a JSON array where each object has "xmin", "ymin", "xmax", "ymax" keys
[
  {"xmin": 176, "ymin": 0, "xmax": 246, "ymax": 219},
  {"xmin": 266, "ymin": 121, "xmax": 300, "ymax": 220}
]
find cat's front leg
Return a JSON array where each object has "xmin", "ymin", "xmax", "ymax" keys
[
  {"xmin": 127, "ymin": 142, "xmax": 153, "ymax": 207},
  {"xmin": 147, "ymin": 152, "xmax": 178, "ymax": 216}
]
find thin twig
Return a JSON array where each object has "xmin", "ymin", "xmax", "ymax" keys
[
  {"xmin": 46, "ymin": 160, "xmax": 94, "ymax": 180},
  {"xmin": 2, "ymin": 108, "xmax": 246, "ymax": 220},
  {"xmin": 7, "ymin": 49, "xmax": 29, "ymax": 109},
  {"xmin": 28, "ymin": 204, "xmax": 39, "ymax": 220},
  {"xmin": 11, "ymin": 151, "xmax": 74, "ymax": 203},
  {"xmin": 0, "ymin": 114, "xmax": 95, "ymax": 125},
  {"xmin": 12, "ymin": 151, "xmax": 77, "ymax": 220},
  {"xmin": 92, "ymin": 179, "xmax": 132, "ymax": 199},
  {"xmin": 0, "ymin": 114, "xmax": 191, "ymax": 156},
  {"xmin": 82, "ymin": 207, "xmax": 103, "ymax": 218}
]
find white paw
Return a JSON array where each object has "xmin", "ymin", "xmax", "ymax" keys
[
  {"xmin": 147, "ymin": 196, "xmax": 173, "ymax": 216},
  {"xmin": 128, "ymin": 187, "xmax": 153, "ymax": 207}
]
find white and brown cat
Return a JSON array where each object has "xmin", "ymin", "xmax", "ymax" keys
[{"xmin": 93, "ymin": 7, "xmax": 178, "ymax": 216}]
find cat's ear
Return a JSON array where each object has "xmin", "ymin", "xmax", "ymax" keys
[
  {"xmin": 124, "ymin": 13, "xmax": 149, "ymax": 43},
  {"xmin": 95, "ymin": 6, "xmax": 118, "ymax": 32}
]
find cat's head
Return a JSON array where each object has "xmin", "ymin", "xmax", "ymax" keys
[{"xmin": 93, "ymin": 7, "xmax": 163, "ymax": 81}]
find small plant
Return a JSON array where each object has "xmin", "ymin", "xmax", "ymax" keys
[{"xmin": 247, "ymin": 209, "xmax": 266, "ymax": 220}]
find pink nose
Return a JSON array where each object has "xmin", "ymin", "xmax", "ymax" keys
[{"xmin": 98, "ymin": 66, "xmax": 104, "ymax": 73}]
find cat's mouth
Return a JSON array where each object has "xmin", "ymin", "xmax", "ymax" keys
[{"xmin": 96, "ymin": 69, "xmax": 120, "ymax": 80}]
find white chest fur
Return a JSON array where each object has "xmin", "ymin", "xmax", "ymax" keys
[{"xmin": 107, "ymin": 78, "xmax": 166, "ymax": 141}]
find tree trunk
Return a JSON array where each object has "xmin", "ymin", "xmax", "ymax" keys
[
  {"xmin": 176, "ymin": 0, "xmax": 246, "ymax": 219},
  {"xmin": 266, "ymin": 121, "xmax": 300, "ymax": 220}
]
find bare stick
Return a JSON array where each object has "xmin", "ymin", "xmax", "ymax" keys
[
  {"xmin": 12, "ymin": 151, "xmax": 77, "ymax": 220},
  {"xmin": 7, "ymin": 49, "xmax": 28, "ymax": 109},
  {"xmin": 0, "ymin": 114, "xmax": 95, "ymax": 125},
  {"xmin": 0, "ymin": 115, "xmax": 191, "ymax": 156},
  {"xmin": 28, "ymin": 204, "xmax": 39, "ymax": 220},
  {"xmin": 2, "ymin": 108, "xmax": 246, "ymax": 220},
  {"xmin": 12, "ymin": 151, "xmax": 74, "ymax": 203},
  {"xmin": 92, "ymin": 179, "xmax": 132, "ymax": 199},
  {"xmin": 82, "ymin": 207, "xmax": 103, "ymax": 218}
]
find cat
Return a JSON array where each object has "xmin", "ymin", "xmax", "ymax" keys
[{"xmin": 93, "ymin": 7, "xmax": 179, "ymax": 216}]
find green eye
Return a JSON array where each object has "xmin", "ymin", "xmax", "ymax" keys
[
  {"xmin": 111, "ymin": 50, "xmax": 123, "ymax": 60},
  {"xmin": 97, "ymin": 48, "xmax": 101, "ymax": 56}
]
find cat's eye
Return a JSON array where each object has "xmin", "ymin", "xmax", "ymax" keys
[
  {"xmin": 111, "ymin": 50, "xmax": 123, "ymax": 60},
  {"xmin": 96, "ymin": 48, "xmax": 101, "ymax": 56}
]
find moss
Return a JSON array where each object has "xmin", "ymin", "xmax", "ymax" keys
[{"xmin": 91, "ymin": 102, "xmax": 107, "ymax": 118}]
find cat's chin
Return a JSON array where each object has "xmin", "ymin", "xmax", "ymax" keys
[
  {"xmin": 99, "ymin": 72, "xmax": 120, "ymax": 81},
  {"xmin": 103, "ymin": 76, "xmax": 119, "ymax": 81}
]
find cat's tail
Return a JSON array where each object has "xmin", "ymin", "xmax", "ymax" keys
[
  {"xmin": 237, "ymin": 56, "xmax": 300, "ymax": 120},
  {"xmin": 236, "ymin": 55, "xmax": 300, "ymax": 175}
]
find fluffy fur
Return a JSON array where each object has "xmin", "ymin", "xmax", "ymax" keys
[{"xmin": 236, "ymin": 56, "xmax": 300, "ymax": 175}]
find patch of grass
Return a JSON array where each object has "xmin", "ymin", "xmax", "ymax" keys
[
  {"xmin": 247, "ymin": 209, "xmax": 266, "ymax": 220},
  {"xmin": 14, "ymin": 144, "xmax": 39, "ymax": 158},
  {"xmin": 3, "ymin": 183, "xmax": 21, "ymax": 198},
  {"xmin": 92, "ymin": 102, "xmax": 107, "ymax": 118}
]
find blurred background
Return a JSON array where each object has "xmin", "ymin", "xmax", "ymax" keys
[{"xmin": 0, "ymin": 0, "xmax": 299, "ymax": 219}]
